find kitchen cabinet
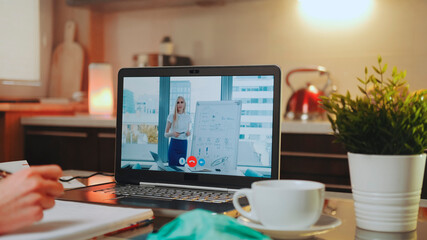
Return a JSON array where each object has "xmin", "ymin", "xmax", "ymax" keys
[
  {"xmin": 24, "ymin": 126, "xmax": 115, "ymax": 172},
  {"xmin": 0, "ymin": 103, "xmax": 75, "ymax": 163},
  {"xmin": 280, "ymin": 132, "xmax": 350, "ymax": 190},
  {"xmin": 280, "ymin": 130, "xmax": 427, "ymax": 199},
  {"xmin": 22, "ymin": 116, "xmax": 116, "ymax": 172}
]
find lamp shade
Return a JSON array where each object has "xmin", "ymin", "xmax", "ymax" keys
[{"xmin": 88, "ymin": 63, "xmax": 114, "ymax": 115}]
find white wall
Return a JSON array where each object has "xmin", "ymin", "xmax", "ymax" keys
[
  {"xmin": 0, "ymin": 0, "xmax": 53, "ymax": 99},
  {"xmin": 103, "ymin": 0, "xmax": 427, "ymax": 105}
]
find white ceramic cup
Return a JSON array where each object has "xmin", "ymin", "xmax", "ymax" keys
[{"xmin": 233, "ymin": 180, "xmax": 325, "ymax": 229}]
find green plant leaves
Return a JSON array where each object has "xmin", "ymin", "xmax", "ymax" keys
[
  {"xmin": 382, "ymin": 64, "xmax": 388, "ymax": 74},
  {"xmin": 373, "ymin": 66, "xmax": 381, "ymax": 74},
  {"xmin": 319, "ymin": 56, "xmax": 427, "ymax": 155}
]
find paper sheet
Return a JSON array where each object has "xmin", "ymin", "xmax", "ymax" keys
[
  {"xmin": 59, "ymin": 176, "xmax": 86, "ymax": 189},
  {"xmin": 1, "ymin": 200, "xmax": 153, "ymax": 240},
  {"xmin": 0, "ymin": 160, "xmax": 29, "ymax": 173},
  {"xmin": 0, "ymin": 160, "xmax": 86, "ymax": 189}
]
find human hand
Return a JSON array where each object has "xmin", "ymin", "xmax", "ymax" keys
[
  {"xmin": 0, "ymin": 165, "xmax": 64, "ymax": 235},
  {"xmin": 186, "ymin": 131, "xmax": 191, "ymax": 136},
  {"xmin": 174, "ymin": 132, "xmax": 180, "ymax": 138}
]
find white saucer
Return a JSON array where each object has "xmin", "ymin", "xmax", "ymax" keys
[{"xmin": 237, "ymin": 214, "xmax": 342, "ymax": 239}]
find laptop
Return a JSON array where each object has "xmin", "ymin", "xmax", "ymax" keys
[{"xmin": 60, "ymin": 65, "xmax": 282, "ymax": 217}]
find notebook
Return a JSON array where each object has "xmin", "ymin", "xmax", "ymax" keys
[
  {"xmin": 60, "ymin": 65, "xmax": 282, "ymax": 217},
  {"xmin": 1, "ymin": 200, "xmax": 153, "ymax": 240}
]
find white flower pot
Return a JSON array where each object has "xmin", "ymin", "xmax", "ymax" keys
[{"xmin": 348, "ymin": 152, "xmax": 427, "ymax": 232}]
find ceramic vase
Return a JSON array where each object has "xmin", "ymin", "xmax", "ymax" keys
[{"xmin": 348, "ymin": 153, "xmax": 426, "ymax": 232}]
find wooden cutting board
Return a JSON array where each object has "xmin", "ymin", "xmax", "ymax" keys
[{"xmin": 49, "ymin": 21, "xmax": 84, "ymax": 98}]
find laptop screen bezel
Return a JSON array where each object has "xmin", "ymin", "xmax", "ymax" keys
[{"xmin": 115, "ymin": 65, "xmax": 281, "ymax": 189}]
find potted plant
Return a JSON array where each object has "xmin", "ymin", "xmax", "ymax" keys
[{"xmin": 320, "ymin": 56, "xmax": 427, "ymax": 232}]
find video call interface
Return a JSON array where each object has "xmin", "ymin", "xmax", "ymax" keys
[{"xmin": 120, "ymin": 75, "xmax": 275, "ymax": 178}]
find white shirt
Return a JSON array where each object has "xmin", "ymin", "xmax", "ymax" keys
[{"xmin": 167, "ymin": 113, "xmax": 191, "ymax": 140}]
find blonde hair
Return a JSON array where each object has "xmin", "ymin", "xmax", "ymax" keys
[{"xmin": 173, "ymin": 96, "xmax": 186, "ymax": 127}]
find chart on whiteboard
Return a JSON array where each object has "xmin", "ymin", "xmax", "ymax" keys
[{"xmin": 191, "ymin": 100, "xmax": 242, "ymax": 174}]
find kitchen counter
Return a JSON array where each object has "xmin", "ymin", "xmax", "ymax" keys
[
  {"xmin": 21, "ymin": 115, "xmax": 116, "ymax": 128},
  {"xmin": 281, "ymin": 120, "xmax": 333, "ymax": 135},
  {"xmin": 0, "ymin": 102, "xmax": 76, "ymax": 112},
  {"xmin": 21, "ymin": 116, "xmax": 333, "ymax": 134}
]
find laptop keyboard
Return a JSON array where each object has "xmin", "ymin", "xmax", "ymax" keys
[{"xmin": 94, "ymin": 184, "xmax": 234, "ymax": 203}]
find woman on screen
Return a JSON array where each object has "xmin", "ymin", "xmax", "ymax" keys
[{"xmin": 164, "ymin": 96, "xmax": 192, "ymax": 166}]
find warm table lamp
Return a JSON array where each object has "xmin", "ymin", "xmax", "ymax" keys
[{"xmin": 88, "ymin": 63, "xmax": 114, "ymax": 115}]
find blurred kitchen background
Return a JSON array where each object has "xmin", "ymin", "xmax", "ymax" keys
[{"xmin": 1, "ymin": 0, "xmax": 427, "ymax": 195}]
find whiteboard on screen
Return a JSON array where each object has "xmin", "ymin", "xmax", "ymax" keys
[
  {"xmin": 0, "ymin": 0, "xmax": 40, "ymax": 81},
  {"xmin": 191, "ymin": 101, "xmax": 242, "ymax": 174}
]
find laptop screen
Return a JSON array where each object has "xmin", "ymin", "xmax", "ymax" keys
[{"xmin": 116, "ymin": 66, "xmax": 281, "ymax": 188}]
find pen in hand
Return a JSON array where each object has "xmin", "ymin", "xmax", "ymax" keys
[{"xmin": 0, "ymin": 165, "xmax": 64, "ymax": 235}]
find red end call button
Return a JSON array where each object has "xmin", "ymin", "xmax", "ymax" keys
[{"xmin": 187, "ymin": 156, "xmax": 197, "ymax": 168}]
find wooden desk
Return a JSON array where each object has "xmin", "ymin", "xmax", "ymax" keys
[
  {"xmin": 112, "ymin": 193, "xmax": 427, "ymax": 239},
  {"xmin": 0, "ymin": 103, "xmax": 75, "ymax": 162},
  {"xmin": 63, "ymin": 170, "xmax": 427, "ymax": 239}
]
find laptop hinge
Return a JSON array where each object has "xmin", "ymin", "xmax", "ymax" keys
[{"xmin": 139, "ymin": 182, "xmax": 236, "ymax": 193}]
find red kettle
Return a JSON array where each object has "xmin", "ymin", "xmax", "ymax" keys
[{"xmin": 284, "ymin": 66, "xmax": 331, "ymax": 121}]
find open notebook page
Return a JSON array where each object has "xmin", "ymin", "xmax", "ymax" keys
[{"xmin": 1, "ymin": 200, "xmax": 153, "ymax": 240}]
